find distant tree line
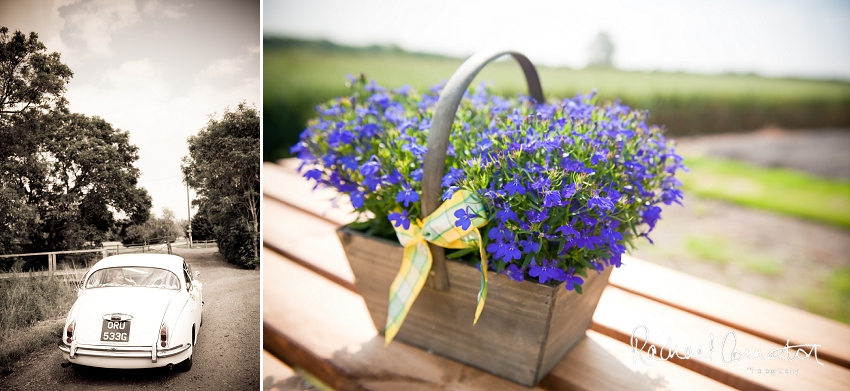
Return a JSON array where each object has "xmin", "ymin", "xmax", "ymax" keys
[
  {"xmin": 182, "ymin": 104, "xmax": 259, "ymax": 268},
  {"xmin": 0, "ymin": 27, "xmax": 152, "ymax": 268}
]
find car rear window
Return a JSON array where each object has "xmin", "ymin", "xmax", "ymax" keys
[{"xmin": 86, "ymin": 267, "xmax": 180, "ymax": 290}]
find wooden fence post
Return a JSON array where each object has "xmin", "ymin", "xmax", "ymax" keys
[{"xmin": 48, "ymin": 253, "xmax": 55, "ymax": 278}]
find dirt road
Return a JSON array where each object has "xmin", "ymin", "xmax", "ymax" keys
[{"xmin": 0, "ymin": 247, "xmax": 260, "ymax": 390}]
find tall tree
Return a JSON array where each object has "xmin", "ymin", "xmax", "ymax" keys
[
  {"xmin": 1, "ymin": 27, "xmax": 74, "ymax": 254},
  {"xmin": 183, "ymin": 103, "xmax": 260, "ymax": 268},
  {"xmin": 0, "ymin": 27, "xmax": 151, "ymax": 256},
  {"xmin": 8, "ymin": 111, "xmax": 152, "ymax": 252}
]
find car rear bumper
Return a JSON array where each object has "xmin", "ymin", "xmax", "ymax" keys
[{"xmin": 59, "ymin": 341, "xmax": 191, "ymax": 369}]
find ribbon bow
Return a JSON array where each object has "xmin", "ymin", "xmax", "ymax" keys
[{"xmin": 385, "ymin": 189, "xmax": 489, "ymax": 345}]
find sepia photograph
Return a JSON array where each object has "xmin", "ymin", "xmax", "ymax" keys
[{"xmin": 0, "ymin": 0, "xmax": 260, "ymax": 389}]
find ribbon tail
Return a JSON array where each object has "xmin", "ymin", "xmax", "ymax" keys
[
  {"xmin": 472, "ymin": 227, "xmax": 488, "ymax": 324},
  {"xmin": 385, "ymin": 238, "xmax": 432, "ymax": 345}
]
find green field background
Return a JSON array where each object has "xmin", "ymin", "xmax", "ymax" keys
[{"xmin": 263, "ymin": 38, "xmax": 850, "ymax": 161}]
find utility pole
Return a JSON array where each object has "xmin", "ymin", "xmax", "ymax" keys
[{"xmin": 186, "ymin": 183, "xmax": 193, "ymax": 249}]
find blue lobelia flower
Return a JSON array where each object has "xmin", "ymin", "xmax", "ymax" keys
[
  {"xmin": 384, "ymin": 170, "xmax": 404, "ymax": 185},
  {"xmin": 442, "ymin": 185, "xmax": 459, "ymax": 201},
  {"xmin": 561, "ymin": 183, "xmax": 577, "ymax": 200},
  {"xmin": 411, "ymin": 168, "xmax": 423, "ymax": 182},
  {"xmin": 564, "ymin": 268, "xmax": 584, "ymax": 291},
  {"xmin": 496, "ymin": 207, "xmax": 517, "ymax": 224},
  {"xmin": 388, "ymin": 210, "xmax": 411, "ymax": 230},
  {"xmin": 642, "ymin": 206, "xmax": 663, "ymax": 232},
  {"xmin": 304, "ymin": 169, "xmax": 322, "ymax": 182},
  {"xmin": 529, "ymin": 259, "xmax": 566, "ymax": 284},
  {"xmin": 520, "ymin": 237, "xmax": 541, "ymax": 253},
  {"xmin": 359, "ymin": 157, "xmax": 381, "ymax": 177},
  {"xmin": 555, "ymin": 224, "xmax": 579, "ymax": 240},
  {"xmin": 350, "ymin": 190, "xmax": 365, "ymax": 208},
  {"xmin": 505, "ymin": 178, "xmax": 525, "ymax": 196},
  {"xmin": 526, "ymin": 209, "xmax": 548, "ymax": 224},
  {"xmin": 442, "ymin": 167, "xmax": 464, "ymax": 187},
  {"xmin": 453, "ymin": 207, "xmax": 475, "ymax": 230},
  {"xmin": 531, "ymin": 177, "xmax": 551, "ymax": 192},
  {"xmin": 396, "ymin": 184, "xmax": 419, "ymax": 207},
  {"xmin": 487, "ymin": 223, "xmax": 511, "ymax": 242},
  {"xmin": 607, "ymin": 252, "xmax": 623, "ymax": 268},
  {"xmin": 487, "ymin": 239, "xmax": 521, "ymax": 262},
  {"xmin": 339, "ymin": 155, "xmax": 358, "ymax": 171},
  {"xmin": 543, "ymin": 190, "xmax": 562, "ymax": 208},
  {"xmin": 588, "ymin": 195, "xmax": 614, "ymax": 213},
  {"xmin": 505, "ymin": 264, "xmax": 525, "ymax": 282}
]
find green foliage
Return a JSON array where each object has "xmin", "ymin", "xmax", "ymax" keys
[
  {"xmin": 263, "ymin": 42, "xmax": 850, "ymax": 161},
  {"xmin": 183, "ymin": 103, "xmax": 260, "ymax": 268},
  {"xmin": 681, "ymin": 155, "xmax": 850, "ymax": 229}
]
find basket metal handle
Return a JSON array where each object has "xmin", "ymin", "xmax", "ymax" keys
[{"xmin": 422, "ymin": 49, "xmax": 544, "ymax": 290}]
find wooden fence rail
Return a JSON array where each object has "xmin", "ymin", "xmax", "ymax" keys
[
  {"xmin": 0, "ymin": 248, "xmax": 108, "ymax": 278},
  {"xmin": 0, "ymin": 239, "xmax": 219, "ymax": 279}
]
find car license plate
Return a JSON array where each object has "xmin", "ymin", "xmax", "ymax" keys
[{"xmin": 100, "ymin": 320, "xmax": 131, "ymax": 342}]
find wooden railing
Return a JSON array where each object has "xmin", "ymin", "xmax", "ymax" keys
[{"xmin": 0, "ymin": 248, "xmax": 108, "ymax": 278}]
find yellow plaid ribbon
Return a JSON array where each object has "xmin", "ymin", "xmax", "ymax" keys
[{"xmin": 386, "ymin": 190, "xmax": 489, "ymax": 345}]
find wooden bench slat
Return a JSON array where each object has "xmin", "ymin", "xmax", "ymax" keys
[
  {"xmin": 610, "ymin": 255, "xmax": 850, "ymax": 370},
  {"xmin": 263, "ymin": 248, "xmax": 736, "ymax": 390},
  {"xmin": 263, "ymin": 350, "xmax": 306, "ymax": 391},
  {"xmin": 542, "ymin": 330, "xmax": 737, "ymax": 391},
  {"xmin": 263, "ymin": 249, "xmax": 546, "ymax": 390},
  {"xmin": 592, "ymin": 286, "xmax": 850, "ymax": 391},
  {"xmin": 263, "ymin": 196, "xmax": 356, "ymax": 292},
  {"xmin": 263, "ymin": 162, "xmax": 355, "ymax": 226},
  {"xmin": 268, "ymin": 158, "xmax": 850, "ymax": 371}
]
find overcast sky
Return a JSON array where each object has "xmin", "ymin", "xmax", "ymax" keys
[
  {"xmin": 265, "ymin": 0, "xmax": 850, "ymax": 81},
  {"xmin": 1, "ymin": 0, "xmax": 260, "ymax": 220}
]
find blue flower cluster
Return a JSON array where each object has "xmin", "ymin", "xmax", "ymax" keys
[{"xmin": 292, "ymin": 75, "xmax": 685, "ymax": 292}]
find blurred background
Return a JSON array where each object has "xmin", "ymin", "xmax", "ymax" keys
[{"xmin": 263, "ymin": 0, "xmax": 850, "ymax": 323}]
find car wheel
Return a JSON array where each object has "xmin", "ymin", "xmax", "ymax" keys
[{"xmin": 175, "ymin": 352, "xmax": 193, "ymax": 372}]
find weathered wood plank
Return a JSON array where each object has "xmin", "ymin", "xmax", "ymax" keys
[
  {"xmin": 592, "ymin": 286, "xmax": 850, "ymax": 391},
  {"xmin": 263, "ymin": 195, "xmax": 356, "ymax": 292},
  {"xmin": 264, "ymin": 247, "xmax": 736, "ymax": 390},
  {"xmin": 263, "ymin": 248, "xmax": 546, "ymax": 390},
  {"xmin": 610, "ymin": 254, "xmax": 850, "ymax": 370},
  {"xmin": 263, "ymin": 162, "xmax": 355, "ymax": 226},
  {"xmin": 541, "ymin": 330, "xmax": 737, "ymax": 391},
  {"xmin": 263, "ymin": 350, "xmax": 309, "ymax": 391}
]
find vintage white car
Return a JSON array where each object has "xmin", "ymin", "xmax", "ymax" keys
[{"xmin": 59, "ymin": 254, "xmax": 203, "ymax": 371}]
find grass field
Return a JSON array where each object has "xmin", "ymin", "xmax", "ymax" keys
[
  {"xmin": 681, "ymin": 155, "xmax": 850, "ymax": 229},
  {"xmin": 0, "ymin": 273, "xmax": 76, "ymax": 374},
  {"xmin": 263, "ymin": 39, "xmax": 850, "ymax": 161}
]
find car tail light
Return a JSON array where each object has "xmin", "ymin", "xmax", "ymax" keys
[
  {"xmin": 66, "ymin": 320, "xmax": 76, "ymax": 344},
  {"xmin": 160, "ymin": 323, "xmax": 168, "ymax": 347}
]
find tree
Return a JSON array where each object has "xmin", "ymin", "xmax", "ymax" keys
[
  {"xmin": 587, "ymin": 31, "xmax": 615, "ymax": 68},
  {"xmin": 122, "ymin": 208, "xmax": 182, "ymax": 245},
  {"xmin": 0, "ymin": 27, "xmax": 151, "ymax": 257},
  {"xmin": 0, "ymin": 27, "xmax": 74, "ymax": 255},
  {"xmin": 186, "ymin": 207, "xmax": 215, "ymax": 241},
  {"xmin": 182, "ymin": 103, "xmax": 259, "ymax": 268},
  {"xmin": 8, "ymin": 111, "xmax": 152, "ymax": 252}
]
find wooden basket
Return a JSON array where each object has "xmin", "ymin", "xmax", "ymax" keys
[{"xmin": 338, "ymin": 49, "xmax": 612, "ymax": 386}]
